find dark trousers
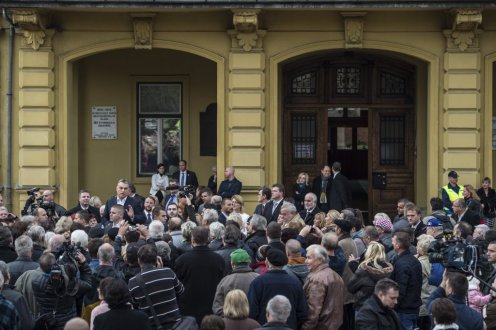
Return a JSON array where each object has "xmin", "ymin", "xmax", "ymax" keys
[{"xmin": 339, "ymin": 303, "xmax": 355, "ymax": 330}]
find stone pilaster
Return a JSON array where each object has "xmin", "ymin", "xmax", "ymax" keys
[
  {"xmin": 442, "ymin": 9, "xmax": 482, "ymax": 185},
  {"xmin": 227, "ymin": 10, "xmax": 266, "ymax": 190},
  {"xmin": 14, "ymin": 10, "xmax": 56, "ymax": 209}
]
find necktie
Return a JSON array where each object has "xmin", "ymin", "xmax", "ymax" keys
[
  {"xmin": 272, "ymin": 201, "xmax": 278, "ymax": 213},
  {"xmin": 261, "ymin": 204, "xmax": 265, "ymax": 215},
  {"xmin": 181, "ymin": 172, "xmax": 185, "ymax": 186},
  {"xmin": 147, "ymin": 213, "xmax": 152, "ymax": 224}
]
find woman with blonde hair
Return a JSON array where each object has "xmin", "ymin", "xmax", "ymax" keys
[
  {"xmin": 89, "ymin": 196, "xmax": 102, "ymax": 209},
  {"xmin": 323, "ymin": 209, "xmax": 341, "ymax": 232},
  {"xmin": 464, "ymin": 184, "xmax": 482, "ymax": 216},
  {"xmin": 416, "ymin": 234, "xmax": 437, "ymax": 330},
  {"xmin": 54, "ymin": 216, "xmax": 73, "ymax": 239},
  {"xmin": 293, "ymin": 172, "xmax": 311, "ymax": 212},
  {"xmin": 223, "ymin": 289, "xmax": 260, "ymax": 330},
  {"xmin": 348, "ymin": 241, "xmax": 393, "ymax": 311},
  {"xmin": 313, "ymin": 212, "xmax": 327, "ymax": 229},
  {"xmin": 231, "ymin": 195, "xmax": 250, "ymax": 228}
]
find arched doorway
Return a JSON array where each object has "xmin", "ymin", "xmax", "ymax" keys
[{"xmin": 282, "ymin": 51, "xmax": 416, "ymax": 220}]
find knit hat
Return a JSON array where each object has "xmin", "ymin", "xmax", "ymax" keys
[
  {"xmin": 230, "ymin": 249, "xmax": 251, "ymax": 265},
  {"xmin": 373, "ymin": 214, "xmax": 393, "ymax": 233},
  {"xmin": 266, "ymin": 247, "xmax": 288, "ymax": 267},
  {"xmin": 334, "ymin": 219, "xmax": 352, "ymax": 233}
]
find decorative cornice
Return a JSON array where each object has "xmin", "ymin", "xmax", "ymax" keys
[
  {"xmin": 131, "ymin": 13, "xmax": 155, "ymax": 50},
  {"xmin": 229, "ymin": 10, "xmax": 266, "ymax": 52},
  {"xmin": 11, "ymin": 9, "xmax": 51, "ymax": 50},
  {"xmin": 341, "ymin": 12, "xmax": 367, "ymax": 48},
  {"xmin": 444, "ymin": 8, "xmax": 482, "ymax": 52}
]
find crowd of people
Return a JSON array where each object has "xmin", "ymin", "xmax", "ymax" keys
[{"xmin": 0, "ymin": 161, "xmax": 495, "ymax": 330}]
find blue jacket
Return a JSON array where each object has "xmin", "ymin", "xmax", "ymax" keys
[
  {"xmin": 427, "ymin": 287, "xmax": 483, "ymax": 330},
  {"xmin": 390, "ymin": 249, "xmax": 422, "ymax": 314},
  {"xmin": 248, "ymin": 269, "xmax": 308, "ymax": 329}
]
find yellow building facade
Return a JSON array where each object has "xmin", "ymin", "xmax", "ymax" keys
[{"xmin": 0, "ymin": 3, "xmax": 495, "ymax": 219}]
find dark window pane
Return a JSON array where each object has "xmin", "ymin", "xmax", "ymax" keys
[
  {"xmin": 379, "ymin": 115, "xmax": 405, "ymax": 165},
  {"xmin": 291, "ymin": 72, "xmax": 316, "ymax": 94},
  {"xmin": 292, "ymin": 114, "xmax": 316, "ymax": 164},
  {"xmin": 336, "ymin": 66, "xmax": 361, "ymax": 95},
  {"xmin": 380, "ymin": 72, "xmax": 406, "ymax": 95}
]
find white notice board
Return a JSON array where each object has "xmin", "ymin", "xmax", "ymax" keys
[{"xmin": 92, "ymin": 106, "xmax": 117, "ymax": 139}]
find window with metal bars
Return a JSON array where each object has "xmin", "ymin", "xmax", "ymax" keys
[
  {"xmin": 291, "ymin": 114, "xmax": 316, "ymax": 164},
  {"xmin": 379, "ymin": 115, "xmax": 405, "ymax": 165}
]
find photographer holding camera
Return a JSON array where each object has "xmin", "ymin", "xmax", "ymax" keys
[{"xmin": 32, "ymin": 248, "xmax": 92, "ymax": 330}]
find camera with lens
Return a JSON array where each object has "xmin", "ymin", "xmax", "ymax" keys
[
  {"xmin": 428, "ymin": 237, "xmax": 484, "ymax": 274},
  {"xmin": 49, "ymin": 241, "xmax": 83, "ymax": 296},
  {"xmin": 27, "ymin": 187, "xmax": 41, "ymax": 196},
  {"xmin": 178, "ymin": 185, "xmax": 195, "ymax": 199},
  {"xmin": 30, "ymin": 195, "xmax": 56, "ymax": 220}
]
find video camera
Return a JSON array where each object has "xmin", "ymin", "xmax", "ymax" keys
[
  {"xmin": 166, "ymin": 184, "xmax": 195, "ymax": 200},
  {"xmin": 50, "ymin": 241, "xmax": 83, "ymax": 296},
  {"xmin": 428, "ymin": 237, "xmax": 485, "ymax": 274},
  {"xmin": 28, "ymin": 187, "xmax": 56, "ymax": 219}
]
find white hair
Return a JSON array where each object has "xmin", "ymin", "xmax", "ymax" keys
[
  {"xmin": 280, "ymin": 202, "xmax": 297, "ymax": 214},
  {"xmin": 202, "ymin": 209, "xmax": 219, "ymax": 224},
  {"xmin": 267, "ymin": 295, "xmax": 291, "ymax": 323},
  {"xmin": 20, "ymin": 215, "xmax": 35, "ymax": 227},
  {"xmin": 306, "ymin": 244, "xmax": 329, "ymax": 264},
  {"xmin": 71, "ymin": 230, "xmax": 89, "ymax": 249},
  {"xmin": 14, "ymin": 235, "xmax": 33, "ymax": 257},
  {"xmin": 209, "ymin": 222, "xmax": 225, "ymax": 240},
  {"xmin": 149, "ymin": 220, "xmax": 165, "ymax": 239},
  {"xmin": 26, "ymin": 225, "xmax": 45, "ymax": 244}
]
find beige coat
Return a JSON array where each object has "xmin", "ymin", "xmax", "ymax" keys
[
  {"xmin": 339, "ymin": 235, "xmax": 358, "ymax": 304},
  {"xmin": 301, "ymin": 263, "xmax": 344, "ymax": 330}
]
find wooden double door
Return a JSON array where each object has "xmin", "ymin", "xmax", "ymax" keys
[{"xmin": 282, "ymin": 53, "xmax": 416, "ymax": 220}]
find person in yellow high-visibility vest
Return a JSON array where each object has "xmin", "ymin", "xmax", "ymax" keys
[{"xmin": 441, "ymin": 171, "xmax": 464, "ymax": 215}]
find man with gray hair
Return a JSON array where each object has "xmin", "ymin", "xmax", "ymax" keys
[
  {"xmin": 7, "ymin": 235, "xmax": 38, "ymax": 284},
  {"xmin": 0, "ymin": 260, "xmax": 34, "ymax": 330},
  {"xmin": 255, "ymin": 295, "xmax": 293, "ymax": 330},
  {"xmin": 245, "ymin": 214, "xmax": 268, "ymax": 256},
  {"xmin": 208, "ymin": 222, "xmax": 225, "ymax": 251},
  {"xmin": 301, "ymin": 244, "xmax": 344, "ymax": 330},
  {"xmin": 283, "ymin": 239, "xmax": 309, "ymax": 284},
  {"xmin": 26, "ymin": 225, "xmax": 45, "ymax": 262},
  {"xmin": 168, "ymin": 216, "xmax": 183, "ymax": 249},
  {"xmin": 83, "ymin": 243, "xmax": 123, "ymax": 310},
  {"xmin": 278, "ymin": 202, "xmax": 305, "ymax": 231},
  {"xmin": 148, "ymin": 220, "xmax": 165, "ymax": 240},
  {"xmin": 299, "ymin": 192, "xmax": 321, "ymax": 225},
  {"xmin": 202, "ymin": 208, "xmax": 219, "ymax": 227}
]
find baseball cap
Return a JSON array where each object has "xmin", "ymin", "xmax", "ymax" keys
[{"xmin": 426, "ymin": 217, "xmax": 443, "ymax": 227}]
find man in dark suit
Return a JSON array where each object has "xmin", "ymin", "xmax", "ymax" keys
[
  {"xmin": 172, "ymin": 160, "xmax": 199, "ymax": 190},
  {"xmin": 263, "ymin": 184, "xmax": 285, "ymax": 224},
  {"xmin": 298, "ymin": 192, "xmax": 321, "ymax": 225},
  {"xmin": 405, "ymin": 204, "xmax": 426, "ymax": 246},
  {"xmin": 129, "ymin": 183, "xmax": 146, "ymax": 209},
  {"xmin": 312, "ymin": 165, "xmax": 332, "ymax": 212},
  {"xmin": 175, "ymin": 226, "xmax": 226, "ymax": 324},
  {"xmin": 218, "ymin": 198, "xmax": 233, "ymax": 225},
  {"xmin": 65, "ymin": 189, "xmax": 101, "ymax": 222},
  {"xmin": 451, "ymin": 198, "xmax": 481, "ymax": 228},
  {"xmin": 254, "ymin": 187, "xmax": 271, "ymax": 216},
  {"xmin": 330, "ymin": 161, "xmax": 352, "ymax": 212},
  {"xmin": 101, "ymin": 179, "xmax": 144, "ymax": 225},
  {"xmin": 218, "ymin": 167, "xmax": 242, "ymax": 199}
]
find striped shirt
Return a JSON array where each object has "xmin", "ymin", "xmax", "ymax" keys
[{"xmin": 128, "ymin": 265, "xmax": 184, "ymax": 328}]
